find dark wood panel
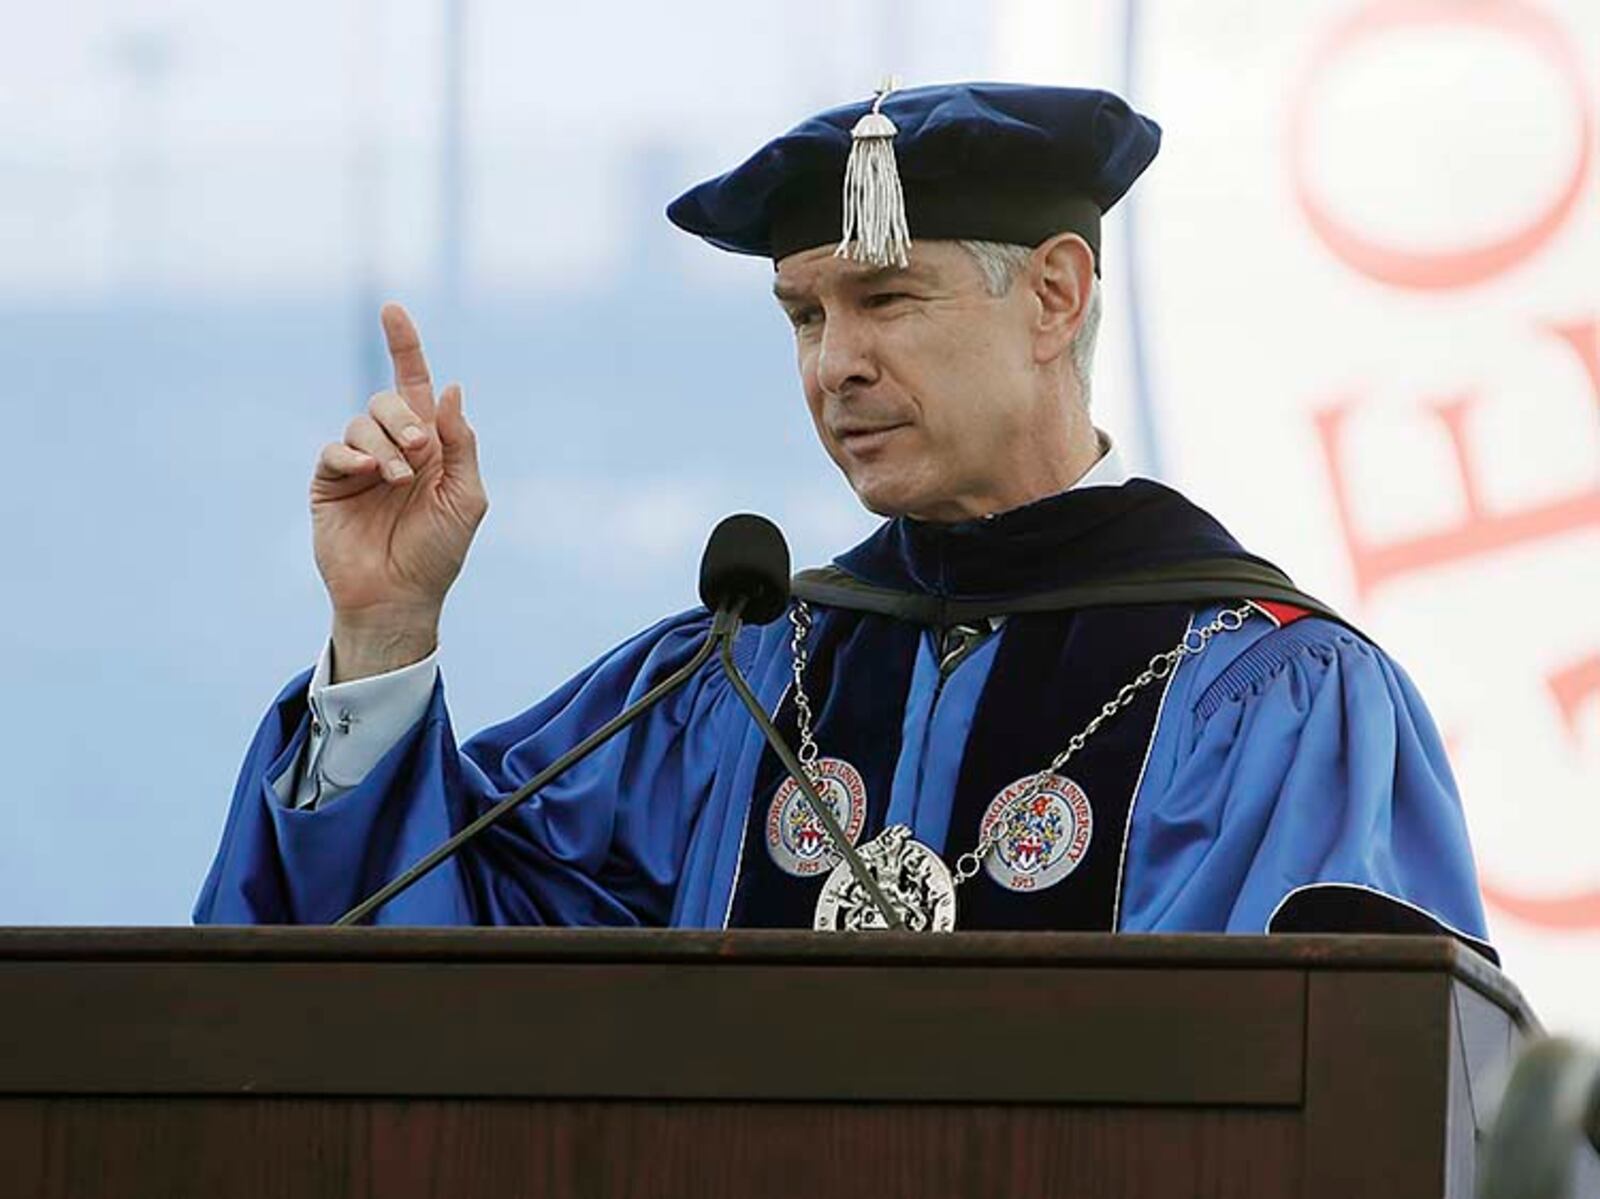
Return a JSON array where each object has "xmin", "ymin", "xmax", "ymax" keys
[
  {"xmin": 1303, "ymin": 971, "xmax": 1456, "ymax": 1199},
  {"xmin": 0, "ymin": 1100, "xmax": 46, "ymax": 1199},
  {"xmin": 0, "ymin": 1097, "xmax": 1303, "ymax": 1199},
  {"xmin": 1444, "ymin": 991, "xmax": 1477, "ymax": 1199},
  {"xmin": 1453, "ymin": 980, "xmax": 1518, "ymax": 1139},
  {"xmin": 0, "ymin": 962, "xmax": 1303, "ymax": 1104}
]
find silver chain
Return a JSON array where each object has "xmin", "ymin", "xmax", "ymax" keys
[
  {"xmin": 787, "ymin": 599, "xmax": 1255, "ymax": 887},
  {"xmin": 788, "ymin": 602, "xmax": 822, "ymax": 773}
]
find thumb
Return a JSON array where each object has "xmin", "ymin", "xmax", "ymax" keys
[{"xmin": 436, "ymin": 383, "xmax": 480, "ymax": 481}]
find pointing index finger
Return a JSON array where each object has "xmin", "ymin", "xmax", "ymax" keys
[{"xmin": 380, "ymin": 302, "xmax": 436, "ymax": 422}]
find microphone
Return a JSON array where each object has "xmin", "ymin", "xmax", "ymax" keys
[
  {"xmin": 699, "ymin": 512, "xmax": 791, "ymax": 625},
  {"xmin": 1479, "ymin": 1036, "xmax": 1600, "ymax": 1199},
  {"xmin": 336, "ymin": 514, "xmax": 785, "ymax": 926}
]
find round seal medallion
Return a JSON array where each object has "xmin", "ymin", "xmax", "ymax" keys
[
  {"xmin": 814, "ymin": 824, "xmax": 957, "ymax": 932},
  {"xmin": 765, "ymin": 757, "xmax": 868, "ymax": 877},
  {"xmin": 978, "ymin": 772, "xmax": 1093, "ymax": 893}
]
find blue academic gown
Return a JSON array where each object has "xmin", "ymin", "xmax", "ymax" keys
[{"xmin": 195, "ymin": 481, "xmax": 1493, "ymax": 958}]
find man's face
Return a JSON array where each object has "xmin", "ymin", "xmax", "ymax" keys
[{"xmin": 773, "ymin": 241, "xmax": 1050, "ymax": 522}]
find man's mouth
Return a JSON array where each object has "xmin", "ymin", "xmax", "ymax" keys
[{"xmin": 836, "ymin": 423, "xmax": 908, "ymax": 450}]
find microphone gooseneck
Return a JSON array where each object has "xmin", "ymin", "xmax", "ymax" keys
[
  {"xmin": 336, "ymin": 629, "xmax": 722, "ymax": 926},
  {"xmin": 716, "ymin": 632, "xmax": 905, "ymax": 930},
  {"xmin": 701, "ymin": 514, "xmax": 904, "ymax": 928}
]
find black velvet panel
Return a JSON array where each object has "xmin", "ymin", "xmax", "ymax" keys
[
  {"xmin": 947, "ymin": 605, "xmax": 1190, "ymax": 931},
  {"xmin": 1269, "ymin": 883, "xmax": 1500, "ymax": 965},
  {"xmin": 834, "ymin": 480, "xmax": 1273, "ymax": 599},
  {"xmin": 728, "ymin": 611, "xmax": 922, "ymax": 929}
]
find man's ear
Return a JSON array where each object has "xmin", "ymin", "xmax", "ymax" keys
[{"xmin": 1030, "ymin": 233, "xmax": 1095, "ymax": 366}]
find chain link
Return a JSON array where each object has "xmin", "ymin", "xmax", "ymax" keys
[
  {"xmin": 788, "ymin": 602, "xmax": 821, "ymax": 772},
  {"xmin": 787, "ymin": 599, "xmax": 1254, "ymax": 888},
  {"xmin": 950, "ymin": 603, "xmax": 1253, "ymax": 884}
]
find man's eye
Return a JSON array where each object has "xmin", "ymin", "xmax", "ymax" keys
[
  {"xmin": 789, "ymin": 308, "xmax": 822, "ymax": 330},
  {"xmin": 865, "ymin": 292, "xmax": 912, "ymax": 309}
]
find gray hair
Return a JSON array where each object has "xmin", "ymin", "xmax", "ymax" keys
[{"xmin": 957, "ymin": 239, "xmax": 1102, "ymax": 406}]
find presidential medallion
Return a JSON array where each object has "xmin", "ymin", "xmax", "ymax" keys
[
  {"xmin": 765, "ymin": 756, "xmax": 868, "ymax": 877},
  {"xmin": 814, "ymin": 824, "xmax": 957, "ymax": 931},
  {"xmin": 979, "ymin": 772, "xmax": 1093, "ymax": 893}
]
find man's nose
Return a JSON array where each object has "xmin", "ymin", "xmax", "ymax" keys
[{"xmin": 815, "ymin": 314, "xmax": 878, "ymax": 396}]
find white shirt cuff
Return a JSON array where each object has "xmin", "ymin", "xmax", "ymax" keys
[{"xmin": 283, "ymin": 642, "xmax": 440, "ymax": 809}]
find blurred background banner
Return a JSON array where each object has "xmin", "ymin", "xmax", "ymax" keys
[{"xmin": 1, "ymin": 1, "xmax": 1595, "ymax": 1035}]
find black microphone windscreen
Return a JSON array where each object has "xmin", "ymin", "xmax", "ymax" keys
[{"xmin": 699, "ymin": 513, "xmax": 791, "ymax": 625}]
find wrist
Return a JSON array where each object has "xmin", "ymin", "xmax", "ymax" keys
[{"xmin": 330, "ymin": 606, "xmax": 441, "ymax": 683}]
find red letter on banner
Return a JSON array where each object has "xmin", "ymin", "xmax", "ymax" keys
[
  {"xmin": 1316, "ymin": 319, "xmax": 1600, "ymax": 600},
  {"xmin": 1480, "ymin": 652, "xmax": 1600, "ymax": 929},
  {"xmin": 1289, "ymin": 0, "xmax": 1591, "ymax": 291}
]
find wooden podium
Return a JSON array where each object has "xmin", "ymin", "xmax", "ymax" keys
[{"xmin": 0, "ymin": 929, "xmax": 1547, "ymax": 1197}]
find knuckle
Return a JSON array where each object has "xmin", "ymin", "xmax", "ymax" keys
[{"xmin": 346, "ymin": 419, "xmax": 393, "ymax": 457}]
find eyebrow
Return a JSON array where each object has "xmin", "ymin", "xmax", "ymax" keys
[{"xmin": 772, "ymin": 263, "xmax": 936, "ymax": 304}]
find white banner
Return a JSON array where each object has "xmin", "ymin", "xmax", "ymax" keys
[{"xmin": 1001, "ymin": 0, "xmax": 1600, "ymax": 1036}]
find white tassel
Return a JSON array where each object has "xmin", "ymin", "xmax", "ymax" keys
[{"xmin": 836, "ymin": 85, "xmax": 911, "ymax": 269}]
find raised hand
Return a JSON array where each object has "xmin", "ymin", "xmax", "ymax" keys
[{"xmin": 311, "ymin": 304, "xmax": 488, "ymax": 681}]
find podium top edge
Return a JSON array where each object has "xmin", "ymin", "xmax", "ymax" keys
[{"xmin": 0, "ymin": 927, "xmax": 1530, "ymax": 1023}]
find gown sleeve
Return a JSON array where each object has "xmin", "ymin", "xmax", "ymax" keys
[
  {"xmin": 1122, "ymin": 618, "xmax": 1495, "ymax": 961},
  {"xmin": 193, "ymin": 609, "xmax": 728, "ymax": 927}
]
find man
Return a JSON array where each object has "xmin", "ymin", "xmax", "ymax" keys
[{"xmin": 196, "ymin": 83, "xmax": 1492, "ymax": 954}]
